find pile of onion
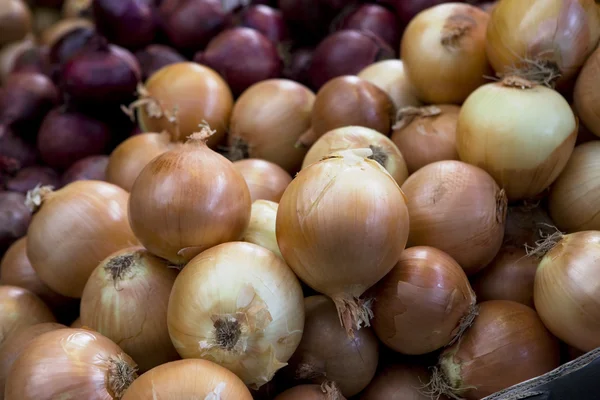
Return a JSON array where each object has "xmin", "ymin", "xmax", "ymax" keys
[
  {"xmin": 233, "ymin": 159, "xmax": 292, "ymax": 202},
  {"xmin": 0, "ymin": 286, "xmax": 55, "ymax": 346},
  {"xmin": 241, "ymin": 200, "xmax": 282, "ymax": 259},
  {"xmin": 277, "ymin": 148, "xmax": 409, "ymax": 335},
  {"xmin": 128, "ymin": 125, "xmax": 251, "ymax": 265},
  {"xmin": 25, "ymin": 181, "xmax": 139, "ymax": 298},
  {"xmin": 401, "ymin": 160, "xmax": 506, "ymax": 275},
  {"xmin": 167, "ymin": 241, "xmax": 305, "ymax": 389},
  {"xmin": 574, "ymin": 45, "xmax": 600, "ymax": 137},
  {"xmin": 456, "ymin": 76, "xmax": 577, "ymax": 201}
]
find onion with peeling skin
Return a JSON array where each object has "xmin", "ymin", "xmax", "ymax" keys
[
  {"xmin": 241, "ymin": 200, "xmax": 282, "ymax": 259},
  {"xmin": 233, "ymin": 159, "xmax": 292, "ymax": 202},
  {"xmin": 0, "ymin": 286, "xmax": 55, "ymax": 346}
]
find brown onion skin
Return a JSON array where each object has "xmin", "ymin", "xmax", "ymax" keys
[
  {"xmin": 286, "ymin": 295, "xmax": 379, "ymax": 397},
  {"xmin": 5, "ymin": 166, "xmax": 60, "ymax": 194},
  {"xmin": 0, "ymin": 192, "xmax": 31, "ymax": 254},
  {"xmin": 361, "ymin": 363, "xmax": 441, "ymax": 400},
  {"xmin": 233, "ymin": 159, "xmax": 292, "ymax": 202},
  {"xmin": 61, "ymin": 155, "xmax": 109, "ymax": 186},
  {"xmin": 438, "ymin": 300, "xmax": 560, "ymax": 400},
  {"xmin": 575, "ymin": 46, "xmax": 600, "ymax": 138}
]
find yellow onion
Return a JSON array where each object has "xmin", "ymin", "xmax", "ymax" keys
[
  {"xmin": 128, "ymin": 125, "xmax": 251, "ymax": 265},
  {"xmin": 25, "ymin": 181, "xmax": 139, "ymax": 298},
  {"xmin": 277, "ymin": 148, "xmax": 410, "ymax": 336},
  {"xmin": 0, "ymin": 0, "xmax": 32, "ymax": 48},
  {"xmin": 391, "ymin": 105, "xmax": 460, "ymax": 174},
  {"xmin": 0, "ymin": 286, "xmax": 55, "ymax": 346},
  {"xmin": 233, "ymin": 159, "xmax": 292, "ymax": 202},
  {"xmin": 301, "ymin": 126, "xmax": 409, "ymax": 185},
  {"xmin": 401, "ymin": 3, "xmax": 491, "ymax": 104},
  {"xmin": 4, "ymin": 328, "xmax": 138, "ymax": 400},
  {"xmin": 80, "ymin": 247, "xmax": 180, "ymax": 373},
  {"xmin": 227, "ymin": 79, "xmax": 315, "ymax": 173},
  {"xmin": 549, "ymin": 142, "xmax": 600, "ymax": 232},
  {"xmin": 575, "ymin": 46, "xmax": 600, "ymax": 137},
  {"xmin": 486, "ymin": 0, "xmax": 600, "ymax": 85},
  {"xmin": 167, "ymin": 241, "xmax": 305, "ymax": 389},
  {"xmin": 456, "ymin": 76, "xmax": 577, "ymax": 201},
  {"xmin": 241, "ymin": 200, "xmax": 282, "ymax": 259},
  {"xmin": 401, "ymin": 160, "xmax": 506, "ymax": 275}
]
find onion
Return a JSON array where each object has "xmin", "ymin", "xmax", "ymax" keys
[
  {"xmin": 239, "ymin": 5, "xmax": 288, "ymax": 43},
  {"xmin": 486, "ymin": 0, "xmax": 600, "ymax": 86},
  {"xmin": 471, "ymin": 247, "xmax": 538, "ymax": 308},
  {"xmin": 0, "ymin": 0, "xmax": 32, "ymax": 47},
  {"xmin": 338, "ymin": 4, "xmax": 401, "ymax": 50},
  {"xmin": 431, "ymin": 300, "xmax": 560, "ymax": 400},
  {"xmin": 308, "ymin": 29, "xmax": 394, "ymax": 90},
  {"xmin": 4, "ymin": 328, "xmax": 138, "ymax": 399},
  {"xmin": 92, "ymin": 0, "xmax": 157, "ymax": 49},
  {"xmin": 40, "ymin": 18, "xmax": 94, "ymax": 47},
  {"xmin": 297, "ymin": 76, "xmax": 394, "ymax": 148},
  {"xmin": 0, "ymin": 286, "xmax": 55, "ymax": 346},
  {"xmin": 276, "ymin": 383, "xmax": 346, "ymax": 400},
  {"xmin": 47, "ymin": 26, "xmax": 95, "ymax": 69},
  {"xmin": 361, "ymin": 363, "xmax": 438, "ymax": 400},
  {"xmin": 5, "ymin": 165, "xmax": 60, "ymax": 194},
  {"xmin": 302, "ymin": 126, "xmax": 409, "ymax": 185},
  {"xmin": 376, "ymin": 0, "xmax": 446, "ymax": 25},
  {"xmin": 134, "ymin": 44, "xmax": 186, "ymax": 81},
  {"xmin": 25, "ymin": 181, "xmax": 139, "ymax": 298},
  {"xmin": 575, "ymin": 46, "xmax": 600, "ymax": 137},
  {"xmin": 282, "ymin": 47, "xmax": 314, "ymax": 88},
  {"xmin": 80, "ymin": 247, "xmax": 180, "ymax": 372},
  {"xmin": 278, "ymin": 0, "xmax": 345, "ymax": 44},
  {"xmin": 357, "ymin": 60, "xmax": 421, "ymax": 113},
  {"xmin": 233, "ymin": 159, "xmax": 292, "ymax": 202},
  {"xmin": 167, "ymin": 241, "xmax": 305, "ymax": 389},
  {"xmin": 0, "ymin": 191, "xmax": 31, "ymax": 253},
  {"xmin": 285, "ymin": 295, "xmax": 379, "ymax": 397},
  {"xmin": 401, "ymin": 160, "xmax": 507, "ymax": 275},
  {"xmin": 122, "ymin": 359, "xmax": 253, "ymax": 399},
  {"xmin": 0, "ymin": 36, "xmax": 35, "ymax": 83},
  {"xmin": 128, "ymin": 62, "xmax": 234, "ymax": 148},
  {"xmin": 128, "ymin": 125, "xmax": 251, "ymax": 265},
  {"xmin": 370, "ymin": 246, "xmax": 477, "ymax": 355},
  {"xmin": 227, "ymin": 79, "xmax": 315, "ymax": 173},
  {"xmin": 70, "ymin": 317, "xmax": 83, "ymax": 328},
  {"xmin": 11, "ymin": 46, "xmax": 50, "ymax": 77},
  {"xmin": 401, "ymin": 3, "xmax": 491, "ymax": 104},
  {"xmin": 32, "ymin": 8, "xmax": 61, "ymax": 37},
  {"xmin": 456, "ymin": 76, "xmax": 578, "ymax": 201},
  {"xmin": 391, "ymin": 105, "xmax": 460, "ymax": 174},
  {"xmin": 0, "ymin": 126, "xmax": 37, "ymax": 171},
  {"xmin": 241, "ymin": 200, "xmax": 282, "ymax": 259},
  {"xmin": 61, "ymin": 155, "xmax": 109, "ymax": 185},
  {"xmin": 277, "ymin": 148, "xmax": 410, "ymax": 335},
  {"xmin": 62, "ymin": 0, "xmax": 93, "ymax": 19},
  {"xmin": 504, "ymin": 202, "xmax": 556, "ymax": 249}
]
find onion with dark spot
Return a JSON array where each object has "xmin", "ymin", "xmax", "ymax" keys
[
  {"xmin": 61, "ymin": 155, "xmax": 109, "ymax": 185},
  {"xmin": 92, "ymin": 0, "xmax": 157, "ymax": 49},
  {"xmin": 5, "ymin": 166, "xmax": 61, "ymax": 194},
  {"xmin": 338, "ymin": 4, "xmax": 401, "ymax": 50},
  {"xmin": 134, "ymin": 44, "xmax": 186, "ymax": 81},
  {"xmin": 0, "ymin": 192, "xmax": 32, "ymax": 254}
]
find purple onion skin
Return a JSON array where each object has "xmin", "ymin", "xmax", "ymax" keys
[
  {"xmin": 0, "ymin": 192, "xmax": 31, "ymax": 255},
  {"xmin": 11, "ymin": 47, "xmax": 52, "ymax": 78},
  {"xmin": 309, "ymin": 29, "xmax": 395, "ymax": 89},
  {"xmin": 338, "ymin": 4, "xmax": 401, "ymax": 50},
  {"xmin": 93, "ymin": 0, "xmax": 157, "ymax": 49},
  {"xmin": 195, "ymin": 27, "xmax": 282, "ymax": 96},
  {"xmin": 61, "ymin": 155, "xmax": 109, "ymax": 186},
  {"xmin": 239, "ymin": 5, "xmax": 288, "ymax": 43},
  {"xmin": 0, "ymin": 125, "xmax": 38, "ymax": 171},
  {"xmin": 49, "ymin": 27, "xmax": 96, "ymax": 69},
  {"xmin": 37, "ymin": 108, "xmax": 113, "ymax": 171},
  {"xmin": 5, "ymin": 166, "xmax": 61, "ymax": 194},
  {"xmin": 278, "ymin": 0, "xmax": 346, "ymax": 44},
  {"xmin": 282, "ymin": 47, "xmax": 314, "ymax": 88},
  {"xmin": 134, "ymin": 44, "xmax": 186, "ymax": 80}
]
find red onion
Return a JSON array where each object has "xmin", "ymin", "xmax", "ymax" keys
[
  {"xmin": 11, "ymin": 46, "xmax": 51, "ymax": 77},
  {"xmin": 195, "ymin": 27, "xmax": 283, "ymax": 96},
  {"xmin": 93, "ymin": 0, "xmax": 157, "ymax": 49},
  {"xmin": 279, "ymin": 0, "xmax": 346, "ymax": 44},
  {"xmin": 134, "ymin": 44, "xmax": 186, "ymax": 80},
  {"xmin": 0, "ymin": 125, "xmax": 38, "ymax": 171},
  {"xmin": 239, "ymin": 5, "xmax": 288, "ymax": 43},
  {"xmin": 282, "ymin": 47, "xmax": 314, "ymax": 88},
  {"xmin": 338, "ymin": 4, "xmax": 401, "ymax": 50},
  {"xmin": 0, "ymin": 192, "xmax": 31, "ymax": 253},
  {"xmin": 5, "ymin": 166, "xmax": 60, "ymax": 194},
  {"xmin": 48, "ymin": 26, "xmax": 95, "ymax": 68},
  {"xmin": 376, "ymin": 0, "xmax": 447, "ymax": 25},
  {"xmin": 309, "ymin": 30, "xmax": 394, "ymax": 89},
  {"xmin": 61, "ymin": 155, "xmax": 109, "ymax": 185},
  {"xmin": 37, "ymin": 108, "xmax": 112, "ymax": 170}
]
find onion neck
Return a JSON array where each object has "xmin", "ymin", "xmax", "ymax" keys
[
  {"xmin": 107, "ymin": 355, "xmax": 138, "ymax": 399},
  {"xmin": 367, "ymin": 145, "xmax": 388, "ymax": 168},
  {"xmin": 186, "ymin": 123, "xmax": 216, "ymax": 144},
  {"xmin": 25, "ymin": 185, "xmax": 54, "ymax": 213},
  {"xmin": 441, "ymin": 13, "xmax": 476, "ymax": 48},
  {"xmin": 393, "ymin": 105, "xmax": 441, "ymax": 130}
]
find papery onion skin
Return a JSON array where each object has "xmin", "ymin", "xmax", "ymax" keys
[
  {"xmin": 401, "ymin": 3, "xmax": 491, "ymax": 104},
  {"xmin": 0, "ymin": 286, "xmax": 55, "ymax": 346},
  {"xmin": 275, "ymin": 383, "xmax": 346, "ymax": 400},
  {"xmin": 456, "ymin": 77, "xmax": 578, "ymax": 201},
  {"xmin": 241, "ymin": 200, "xmax": 282, "ymax": 259},
  {"xmin": 167, "ymin": 242, "xmax": 305, "ymax": 389},
  {"xmin": 361, "ymin": 363, "xmax": 440, "ymax": 400},
  {"xmin": 4, "ymin": 328, "xmax": 138, "ymax": 400},
  {"xmin": 534, "ymin": 231, "xmax": 600, "ymax": 352},
  {"xmin": 575, "ymin": 46, "xmax": 600, "ymax": 137},
  {"xmin": 233, "ymin": 159, "xmax": 292, "ymax": 202},
  {"xmin": 301, "ymin": 126, "xmax": 409, "ymax": 185},
  {"xmin": 370, "ymin": 246, "xmax": 476, "ymax": 355},
  {"xmin": 401, "ymin": 161, "xmax": 506, "ymax": 275},
  {"xmin": 26, "ymin": 181, "xmax": 140, "ymax": 298},
  {"xmin": 549, "ymin": 142, "xmax": 600, "ymax": 232},
  {"xmin": 436, "ymin": 300, "xmax": 560, "ymax": 400}
]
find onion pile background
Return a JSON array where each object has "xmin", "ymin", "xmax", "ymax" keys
[{"xmin": 1, "ymin": 0, "xmax": 600, "ymax": 399}]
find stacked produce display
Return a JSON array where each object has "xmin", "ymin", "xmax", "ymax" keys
[{"xmin": 2, "ymin": 0, "xmax": 600, "ymax": 399}]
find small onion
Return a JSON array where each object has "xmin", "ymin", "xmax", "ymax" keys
[
  {"xmin": 575, "ymin": 46, "xmax": 600, "ymax": 137},
  {"xmin": 286, "ymin": 295, "xmax": 379, "ymax": 397},
  {"xmin": 391, "ymin": 105, "xmax": 460, "ymax": 174},
  {"xmin": 549, "ymin": 142, "xmax": 600, "ymax": 232},
  {"xmin": 456, "ymin": 76, "xmax": 577, "ymax": 201},
  {"xmin": 40, "ymin": 18, "xmax": 94, "ymax": 47},
  {"xmin": 370, "ymin": 246, "xmax": 477, "ymax": 355},
  {"xmin": 241, "ymin": 200, "xmax": 282, "ymax": 259},
  {"xmin": 504, "ymin": 203, "xmax": 556, "ymax": 249},
  {"xmin": 167, "ymin": 241, "xmax": 305, "ymax": 389},
  {"xmin": 4, "ymin": 328, "xmax": 138, "ymax": 399},
  {"xmin": 0, "ymin": 286, "xmax": 55, "ymax": 346},
  {"xmin": 233, "ymin": 159, "xmax": 292, "ymax": 202},
  {"xmin": 361, "ymin": 364, "xmax": 439, "ymax": 400},
  {"xmin": 431, "ymin": 300, "xmax": 560, "ymax": 400},
  {"xmin": 134, "ymin": 44, "xmax": 186, "ymax": 81},
  {"xmin": 26, "ymin": 181, "xmax": 139, "ymax": 298},
  {"xmin": 276, "ymin": 383, "xmax": 346, "ymax": 400},
  {"xmin": 0, "ymin": 191, "xmax": 31, "ymax": 253},
  {"xmin": 228, "ymin": 79, "xmax": 315, "ymax": 173},
  {"xmin": 92, "ymin": 0, "xmax": 157, "ymax": 49},
  {"xmin": 128, "ymin": 126, "xmax": 251, "ymax": 265},
  {"xmin": 61, "ymin": 155, "xmax": 109, "ymax": 185},
  {"xmin": 338, "ymin": 4, "xmax": 401, "ymax": 50},
  {"xmin": 401, "ymin": 3, "xmax": 491, "ymax": 104},
  {"xmin": 277, "ymin": 148, "xmax": 409, "ymax": 335},
  {"xmin": 302, "ymin": 126, "xmax": 409, "ymax": 185},
  {"xmin": 0, "ymin": 0, "xmax": 32, "ymax": 47}
]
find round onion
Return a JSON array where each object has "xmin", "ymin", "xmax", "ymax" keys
[
  {"xmin": 504, "ymin": 202, "xmax": 556, "ymax": 249},
  {"xmin": 167, "ymin": 241, "xmax": 305, "ymax": 389},
  {"xmin": 370, "ymin": 246, "xmax": 477, "ymax": 355},
  {"xmin": 4, "ymin": 328, "xmax": 138, "ymax": 399},
  {"xmin": 128, "ymin": 126, "xmax": 251, "ymax": 265},
  {"xmin": 241, "ymin": 200, "xmax": 282, "ymax": 259},
  {"xmin": 431, "ymin": 300, "xmax": 560, "ymax": 400},
  {"xmin": 0, "ymin": 286, "xmax": 55, "ymax": 346},
  {"xmin": 40, "ymin": 18, "xmax": 94, "ymax": 47},
  {"xmin": 61, "ymin": 155, "xmax": 109, "ymax": 185},
  {"xmin": 0, "ymin": 36, "xmax": 35, "ymax": 83},
  {"xmin": 361, "ymin": 364, "xmax": 438, "ymax": 400},
  {"xmin": 275, "ymin": 383, "xmax": 345, "ymax": 400},
  {"xmin": 456, "ymin": 76, "xmax": 578, "ymax": 201},
  {"xmin": 62, "ymin": 0, "xmax": 93, "ymax": 19},
  {"xmin": 227, "ymin": 79, "xmax": 315, "ymax": 173},
  {"xmin": 0, "ymin": 0, "xmax": 32, "ymax": 47},
  {"xmin": 47, "ymin": 25, "xmax": 95, "ymax": 70},
  {"xmin": 92, "ymin": 0, "xmax": 157, "ymax": 49},
  {"xmin": 239, "ymin": 5, "xmax": 288, "ymax": 44},
  {"xmin": 26, "ymin": 181, "xmax": 139, "ymax": 298},
  {"xmin": 401, "ymin": 160, "xmax": 506, "ymax": 275},
  {"xmin": 338, "ymin": 4, "xmax": 401, "ymax": 49},
  {"xmin": 401, "ymin": 3, "xmax": 491, "ymax": 104},
  {"xmin": 122, "ymin": 359, "xmax": 253, "ymax": 399},
  {"xmin": 0, "ymin": 191, "xmax": 31, "ymax": 253},
  {"xmin": 302, "ymin": 126, "xmax": 409, "ymax": 185},
  {"xmin": 232, "ymin": 159, "xmax": 292, "ymax": 202},
  {"xmin": 575, "ymin": 46, "xmax": 600, "ymax": 137},
  {"xmin": 0, "ymin": 126, "xmax": 37, "ymax": 171},
  {"xmin": 134, "ymin": 44, "xmax": 186, "ymax": 81},
  {"xmin": 391, "ymin": 105, "xmax": 460, "ymax": 174},
  {"xmin": 282, "ymin": 47, "xmax": 314, "ymax": 88},
  {"xmin": 277, "ymin": 148, "xmax": 409, "ymax": 335}
]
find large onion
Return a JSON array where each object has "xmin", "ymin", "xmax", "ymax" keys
[
  {"xmin": 0, "ymin": 286, "xmax": 55, "ymax": 346},
  {"xmin": 574, "ymin": 45, "xmax": 600, "ymax": 137},
  {"xmin": 241, "ymin": 200, "xmax": 282, "ymax": 259},
  {"xmin": 232, "ymin": 159, "xmax": 292, "ymax": 202}
]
